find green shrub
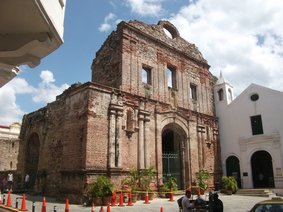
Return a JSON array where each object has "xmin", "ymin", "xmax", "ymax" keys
[
  {"xmin": 222, "ymin": 176, "xmax": 238, "ymax": 193},
  {"xmin": 196, "ymin": 169, "xmax": 210, "ymax": 191},
  {"xmin": 162, "ymin": 176, "xmax": 178, "ymax": 191},
  {"xmin": 87, "ymin": 176, "xmax": 114, "ymax": 198}
]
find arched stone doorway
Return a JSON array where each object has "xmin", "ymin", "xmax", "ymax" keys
[
  {"xmin": 226, "ymin": 156, "xmax": 241, "ymax": 188},
  {"xmin": 162, "ymin": 124, "xmax": 185, "ymax": 189},
  {"xmin": 25, "ymin": 133, "xmax": 40, "ymax": 189},
  {"xmin": 251, "ymin": 150, "xmax": 274, "ymax": 188}
]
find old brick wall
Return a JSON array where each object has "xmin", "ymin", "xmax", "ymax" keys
[
  {"xmin": 90, "ymin": 20, "xmax": 221, "ymax": 188},
  {"xmin": 18, "ymin": 83, "xmax": 90, "ymax": 198},
  {"xmin": 18, "ymin": 20, "xmax": 221, "ymax": 203},
  {"xmin": 91, "ymin": 31, "xmax": 122, "ymax": 89},
  {"xmin": 0, "ymin": 139, "xmax": 19, "ymax": 171},
  {"xmin": 92, "ymin": 20, "xmax": 215, "ymax": 116}
]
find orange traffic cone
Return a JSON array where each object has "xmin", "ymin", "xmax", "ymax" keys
[
  {"xmin": 0, "ymin": 191, "xmax": 2, "ymax": 204},
  {"xmin": 144, "ymin": 191, "xmax": 150, "ymax": 204},
  {"xmin": 6, "ymin": 191, "xmax": 12, "ymax": 207},
  {"xmin": 118, "ymin": 192, "xmax": 124, "ymax": 207},
  {"xmin": 65, "ymin": 198, "xmax": 70, "ymax": 212},
  {"xmin": 160, "ymin": 206, "xmax": 164, "ymax": 212},
  {"xmin": 127, "ymin": 192, "xmax": 133, "ymax": 206},
  {"xmin": 91, "ymin": 202, "xmax": 95, "ymax": 212},
  {"xmin": 169, "ymin": 188, "xmax": 174, "ymax": 202},
  {"xmin": 99, "ymin": 206, "xmax": 104, "ymax": 212},
  {"xmin": 111, "ymin": 192, "xmax": 116, "ymax": 206},
  {"xmin": 21, "ymin": 194, "xmax": 27, "ymax": 211},
  {"xmin": 41, "ymin": 197, "xmax": 46, "ymax": 212},
  {"xmin": 107, "ymin": 202, "xmax": 111, "ymax": 212}
]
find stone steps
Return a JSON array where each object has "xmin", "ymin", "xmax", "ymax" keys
[{"xmin": 236, "ymin": 189, "xmax": 275, "ymax": 197}]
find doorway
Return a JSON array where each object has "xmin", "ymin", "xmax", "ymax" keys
[
  {"xmin": 226, "ymin": 156, "xmax": 241, "ymax": 188},
  {"xmin": 162, "ymin": 124, "xmax": 184, "ymax": 189},
  {"xmin": 251, "ymin": 150, "xmax": 274, "ymax": 188},
  {"xmin": 25, "ymin": 133, "xmax": 40, "ymax": 189}
]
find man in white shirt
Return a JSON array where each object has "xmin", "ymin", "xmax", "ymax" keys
[
  {"xmin": 182, "ymin": 189, "xmax": 194, "ymax": 212},
  {"xmin": 7, "ymin": 173, "xmax": 13, "ymax": 191}
]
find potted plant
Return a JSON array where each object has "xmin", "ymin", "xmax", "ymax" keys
[
  {"xmin": 86, "ymin": 176, "xmax": 114, "ymax": 206},
  {"xmin": 122, "ymin": 167, "xmax": 140, "ymax": 202},
  {"xmin": 140, "ymin": 167, "xmax": 155, "ymax": 200},
  {"xmin": 196, "ymin": 169, "xmax": 210, "ymax": 194},
  {"xmin": 222, "ymin": 176, "xmax": 238, "ymax": 194},
  {"xmin": 160, "ymin": 176, "xmax": 178, "ymax": 198}
]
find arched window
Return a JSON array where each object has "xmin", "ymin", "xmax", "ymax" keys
[{"xmin": 218, "ymin": 89, "xmax": 224, "ymax": 101}]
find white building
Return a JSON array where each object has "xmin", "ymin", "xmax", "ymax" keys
[
  {"xmin": 0, "ymin": 0, "xmax": 67, "ymax": 87},
  {"xmin": 215, "ymin": 73, "xmax": 283, "ymax": 189},
  {"xmin": 0, "ymin": 122, "xmax": 21, "ymax": 171},
  {"xmin": 0, "ymin": 122, "xmax": 21, "ymax": 139}
]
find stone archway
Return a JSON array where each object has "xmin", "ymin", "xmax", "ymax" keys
[
  {"xmin": 251, "ymin": 150, "xmax": 274, "ymax": 188},
  {"xmin": 25, "ymin": 133, "xmax": 40, "ymax": 189},
  {"xmin": 162, "ymin": 123, "xmax": 186, "ymax": 189},
  {"xmin": 226, "ymin": 156, "xmax": 241, "ymax": 188}
]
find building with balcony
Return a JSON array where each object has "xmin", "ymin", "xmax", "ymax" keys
[{"xmin": 0, "ymin": 0, "xmax": 67, "ymax": 87}]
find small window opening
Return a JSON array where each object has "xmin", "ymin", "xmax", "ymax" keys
[
  {"xmin": 142, "ymin": 66, "xmax": 151, "ymax": 85},
  {"xmin": 218, "ymin": 89, "xmax": 224, "ymax": 101},
  {"xmin": 163, "ymin": 28, "xmax": 173, "ymax": 39},
  {"xmin": 190, "ymin": 84, "xmax": 197, "ymax": 101},
  {"xmin": 250, "ymin": 115, "xmax": 264, "ymax": 135},
  {"xmin": 167, "ymin": 66, "xmax": 176, "ymax": 89}
]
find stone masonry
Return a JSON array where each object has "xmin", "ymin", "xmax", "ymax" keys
[{"xmin": 17, "ymin": 20, "xmax": 222, "ymax": 203}]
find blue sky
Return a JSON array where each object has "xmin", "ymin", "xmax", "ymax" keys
[{"xmin": 1, "ymin": 0, "xmax": 283, "ymax": 125}]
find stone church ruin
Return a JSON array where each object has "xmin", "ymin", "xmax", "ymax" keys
[{"xmin": 17, "ymin": 20, "xmax": 222, "ymax": 202}]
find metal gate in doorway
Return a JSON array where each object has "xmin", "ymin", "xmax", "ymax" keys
[{"xmin": 162, "ymin": 152, "xmax": 181, "ymax": 188}]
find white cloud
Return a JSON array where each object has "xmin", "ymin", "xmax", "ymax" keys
[
  {"xmin": 0, "ymin": 70, "xmax": 69, "ymax": 125},
  {"xmin": 40, "ymin": 70, "xmax": 55, "ymax": 84},
  {"xmin": 99, "ymin": 13, "xmax": 117, "ymax": 32},
  {"xmin": 169, "ymin": 0, "xmax": 283, "ymax": 95},
  {"xmin": 126, "ymin": 0, "xmax": 163, "ymax": 17},
  {"xmin": 0, "ymin": 78, "xmax": 33, "ymax": 125},
  {"xmin": 32, "ymin": 70, "xmax": 69, "ymax": 103}
]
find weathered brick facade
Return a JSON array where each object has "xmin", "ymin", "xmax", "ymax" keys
[{"xmin": 17, "ymin": 20, "xmax": 222, "ymax": 203}]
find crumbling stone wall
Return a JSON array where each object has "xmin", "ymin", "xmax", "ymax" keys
[
  {"xmin": 18, "ymin": 20, "xmax": 221, "ymax": 203},
  {"xmin": 92, "ymin": 20, "xmax": 215, "ymax": 116}
]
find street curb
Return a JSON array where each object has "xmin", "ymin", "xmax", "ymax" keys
[{"xmin": 0, "ymin": 204, "xmax": 20, "ymax": 212}]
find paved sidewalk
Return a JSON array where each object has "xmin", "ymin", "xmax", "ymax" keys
[{"xmin": 0, "ymin": 193, "xmax": 270, "ymax": 212}]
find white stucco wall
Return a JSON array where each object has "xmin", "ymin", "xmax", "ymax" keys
[
  {"xmin": 215, "ymin": 83, "xmax": 283, "ymax": 189},
  {"xmin": 39, "ymin": 0, "xmax": 66, "ymax": 39}
]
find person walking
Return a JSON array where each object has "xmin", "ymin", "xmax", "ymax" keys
[
  {"xmin": 24, "ymin": 174, "xmax": 30, "ymax": 191},
  {"xmin": 7, "ymin": 173, "xmax": 13, "ymax": 191}
]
